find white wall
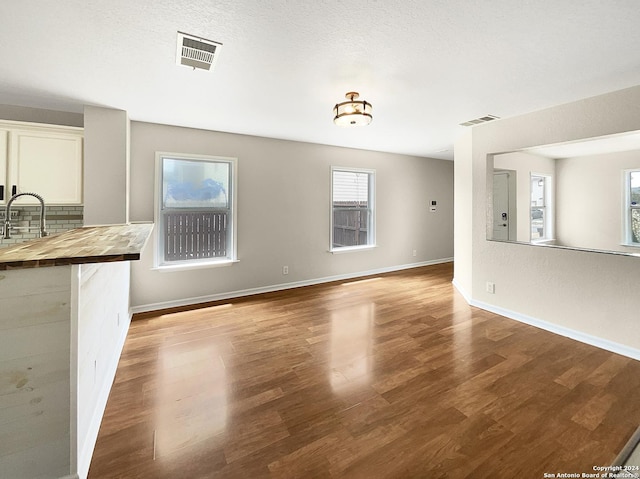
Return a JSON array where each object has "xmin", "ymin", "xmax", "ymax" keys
[
  {"xmin": 83, "ymin": 106, "xmax": 129, "ymax": 226},
  {"xmin": 129, "ymin": 122, "xmax": 454, "ymax": 310},
  {"xmin": 556, "ymin": 149, "xmax": 640, "ymax": 252},
  {"xmin": 453, "ymin": 130, "xmax": 473, "ymax": 298},
  {"xmin": 454, "ymin": 84, "xmax": 640, "ymax": 357}
]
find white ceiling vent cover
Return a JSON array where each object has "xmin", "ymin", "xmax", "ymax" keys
[
  {"xmin": 176, "ymin": 32, "xmax": 222, "ymax": 71},
  {"xmin": 459, "ymin": 114, "xmax": 500, "ymax": 127}
]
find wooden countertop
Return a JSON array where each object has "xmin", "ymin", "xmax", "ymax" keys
[{"xmin": 0, "ymin": 223, "xmax": 153, "ymax": 270}]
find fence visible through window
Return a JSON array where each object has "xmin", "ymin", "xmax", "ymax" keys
[
  {"xmin": 333, "ymin": 202, "xmax": 369, "ymax": 248},
  {"xmin": 163, "ymin": 210, "xmax": 227, "ymax": 261}
]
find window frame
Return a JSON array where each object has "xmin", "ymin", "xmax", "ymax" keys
[
  {"xmin": 153, "ymin": 152, "xmax": 238, "ymax": 271},
  {"xmin": 623, "ymin": 169, "xmax": 640, "ymax": 247},
  {"xmin": 330, "ymin": 166, "xmax": 376, "ymax": 253},
  {"xmin": 530, "ymin": 173, "xmax": 553, "ymax": 243}
]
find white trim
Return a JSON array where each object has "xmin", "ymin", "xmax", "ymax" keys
[
  {"xmin": 624, "ymin": 169, "xmax": 640, "ymax": 246},
  {"xmin": 70, "ymin": 266, "xmax": 80, "ymax": 478},
  {"xmin": 329, "ymin": 245, "xmax": 377, "ymax": 254},
  {"xmin": 469, "ymin": 298, "xmax": 640, "ymax": 361},
  {"xmin": 154, "ymin": 152, "xmax": 238, "ymax": 268},
  {"xmin": 0, "ymin": 118, "xmax": 83, "ymax": 133},
  {"xmin": 59, "ymin": 475, "xmax": 80, "ymax": 479},
  {"xmin": 152, "ymin": 259, "xmax": 240, "ymax": 272},
  {"xmin": 530, "ymin": 172, "xmax": 553, "ymax": 242},
  {"xmin": 131, "ymin": 257, "xmax": 454, "ymax": 314},
  {"xmin": 451, "ymin": 278, "xmax": 472, "ymax": 303},
  {"xmin": 330, "ymin": 166, "xmax": 376, "ymax": 251}
]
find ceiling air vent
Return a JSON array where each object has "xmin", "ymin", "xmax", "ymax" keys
[
  {"xmin": 459, "ymin": 114, "xmax": 500, "ymax": 127},
  {"xmin": 176, "ymin": 32, "xmax": 222, "ymax": 71}
]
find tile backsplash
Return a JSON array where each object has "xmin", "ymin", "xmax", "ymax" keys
[{"xmin": 0, "ymin": 205, "xmax": 83, "ymax": 248}]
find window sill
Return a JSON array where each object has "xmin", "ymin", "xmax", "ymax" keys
[
  {"xmin": 620, "ymin": 242, "xmax": 640, "ymax": 249},
  {"xmin": 153, "ymin": 259, "xmax": 239, "ymax": 272},
  {"xmin": 329, "ymin": 245, "xmax": 377, "ymax": 254},
  {"xmin": 531, "ymin": 238, "xmax": 555, "ymax": 245}
]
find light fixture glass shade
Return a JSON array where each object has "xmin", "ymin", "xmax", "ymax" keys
[{"xmin": 333, "ymin": 92, "xmax": 373, "ymax": 126}]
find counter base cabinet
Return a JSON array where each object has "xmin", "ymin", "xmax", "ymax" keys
[
  {"xmin": 0, "ymin": 266, "xmax": 72, "ymax": 479},
  {"xmin": 0, "ymin": 262, "xmax": 131, "ymax": 479},
  {"xmin": 74, "ymin": 261, "xmax": 131, "ymax": 479}
]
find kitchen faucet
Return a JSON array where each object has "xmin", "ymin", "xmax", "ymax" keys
[{"xmin": 3, "ymin": 192, "xmax": 48, "ymax": 239}]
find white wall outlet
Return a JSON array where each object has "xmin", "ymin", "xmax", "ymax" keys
[
  {"xmin": 486, "ymin": 282, "xmax": 495, "ymax": 294},
  {"xmin": 282, "ymin": 265, "xmax": 289, "ymax": 275},
  {"xmin": 412, "ymin": 249, "xmax": 417, "ymax": 257}
]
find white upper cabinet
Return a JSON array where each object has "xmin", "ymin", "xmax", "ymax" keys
[{"xmin": 0, "ymin": 121, "xmax": 83, "ymax": 205}]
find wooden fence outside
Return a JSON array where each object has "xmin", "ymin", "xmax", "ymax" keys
[
  {"xmin": 163, "ymin": 210, "xmax": 227, "ymax": 261},
  {"xmin": 333, "ymin": 205, "xmax": 369, "ymax": 248}
]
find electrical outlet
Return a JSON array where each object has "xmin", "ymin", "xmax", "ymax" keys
[
  {"xmin": 282, "ymin": 265, "xmax": 289, "ymax": 275},
  {"xmin": 486, "ymin": 282, "xmax": 495, "ymax": 294},
  {"xmin": 412, "ymin": 249, "xmax": 417, "ymax": 257}
]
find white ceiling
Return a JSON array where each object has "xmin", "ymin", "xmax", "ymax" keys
[{"xmin": 2, "ymin": 1, "xmax": 640, "ymax": 160}]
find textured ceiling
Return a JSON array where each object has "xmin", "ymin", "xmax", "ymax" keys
[{"xmin": 1, "ymin": 0, "xmax": 640, "ymax": 160}]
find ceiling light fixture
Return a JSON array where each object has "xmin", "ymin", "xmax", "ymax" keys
[{"xmin": 333, "ymin": 92, "xmax": 373, "ymax": 126}]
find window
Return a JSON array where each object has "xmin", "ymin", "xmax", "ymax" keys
[
  {"xmin": 331, "ymin": 167, "xmax": 375, "ymax": 251},
  {"xmin": 625, "ymin": 169, "xmax": 640, "ymax": 245},
  {"xmin": 530, "ymin": 174, "xmax": 552, "ymax": 242},
  {"xmin": 155, "ymin": 153, "xmax": 237, "ymax": 268}
]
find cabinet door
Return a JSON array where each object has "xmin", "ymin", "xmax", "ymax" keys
[{"xmin": 9, "ymin": 129, "xmax": 83, "ymax": 205}]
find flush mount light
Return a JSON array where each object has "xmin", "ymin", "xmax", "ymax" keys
[{"xmin": 333, "ymin": 92, "xmax": 373, "ymax": 126}]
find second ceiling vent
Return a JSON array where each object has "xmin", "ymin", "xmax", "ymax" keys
[
  {"xmin": 459, "ymin": 114, "xmax": 499, "ymax": 127},
  {"xmin": 176, "ymin": 32, "xmax": 222, "ymax": 71}
]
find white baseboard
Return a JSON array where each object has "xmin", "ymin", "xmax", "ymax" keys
[
  {"xmin": 469, "ymin": 298, "xmax": 640, "ymax": 361},
  {"xmin": 131, "ymin": 258, "xmax": 454, "ymax": 314},
  {"xmin": 451, "ymin": 278, "xmax": 471, "ymax": 303},
  {"xmin": 76, "ymin": 311, "xmax": 133, "ymax": 479}
]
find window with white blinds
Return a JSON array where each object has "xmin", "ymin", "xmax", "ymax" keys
[{"xmin": 331, "ymin": 167, "xmax": 375, "ymax": 251}]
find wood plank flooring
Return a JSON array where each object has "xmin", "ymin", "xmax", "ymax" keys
[{"xmin": 88, "ymin": 263, "xmax": 640, "ymax": 478}]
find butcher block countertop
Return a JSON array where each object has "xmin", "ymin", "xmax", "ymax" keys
[{"xmin": 0, "ymin": 223, "xmax": 153, "ymax": 270}]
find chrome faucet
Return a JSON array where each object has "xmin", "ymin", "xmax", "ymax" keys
[{"xmin": 4, "ymin": 192, "xmax": 48, "ymax": 239}]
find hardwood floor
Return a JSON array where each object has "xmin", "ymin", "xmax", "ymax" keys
[{"xmin": 88, "ymin": 263, "xmax": 640, "ymax": 478}]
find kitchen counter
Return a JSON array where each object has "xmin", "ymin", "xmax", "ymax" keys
[
  {"xmin": 0, "ymin": 222, "xmax": 153, "ymax": 478},
  {"xmin": 0, "ymin": 222, "xmax": 153, "ymax": 270}
]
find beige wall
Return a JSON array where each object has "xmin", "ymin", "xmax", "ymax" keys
[
  {"xmin": 83, "ymin": 106, "xmax": 129, "ymax": 225},
  {"xmin": 0, "ymin": 103, "xmax": 83, "ymax": 128},
  {"xmin": 556, "ymin": 149, "xmax": 640, "ymax": 252},
  {"xmin": 454, "ymin": 84, "xmax": 640, "ymax": 356},
  {"xmin": 129, "ymin": 122, "xmax": 454, "ymax": 310}
]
